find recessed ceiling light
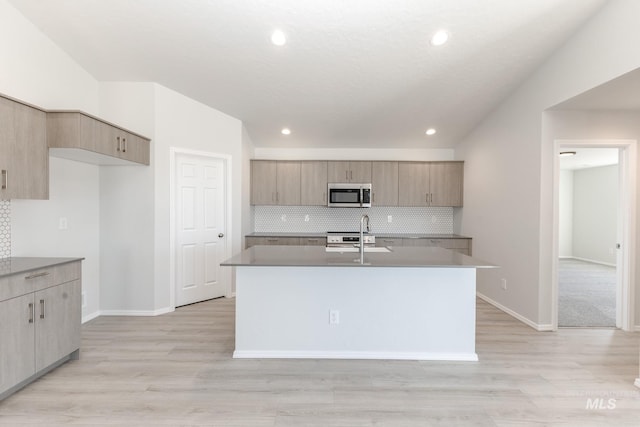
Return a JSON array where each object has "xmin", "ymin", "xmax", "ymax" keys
[
  {"xmin": 271, "ymin": 30, "xmax": 286, "ymax": 46},
  {"xmin": 430, "ymin": 30, "xmax": 449, "ymax": 46},
  {"xmin": 281, "ymin": 128, "xmax": 291, "ymax": 135},
  {"xmin": 559, "ymin": 151, "xmax": 576, "ymax": 157},
  {"xmin": 425, "ymin": 128, "xmax": 437, "ymax": 136}
]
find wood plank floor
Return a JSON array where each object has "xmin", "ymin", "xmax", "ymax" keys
[{"xmin": 0, "ymin": 298, "xmax": 639, "ymax": 426}]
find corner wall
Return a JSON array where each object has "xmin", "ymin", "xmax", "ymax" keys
[{"xmin": 455, "ymin": 0, "xmax": 640, "ymax": 329}]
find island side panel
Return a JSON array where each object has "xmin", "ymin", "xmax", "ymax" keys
[{"xmin": 234, "ymin": 266, "xmax": 477, "ymax": 361}]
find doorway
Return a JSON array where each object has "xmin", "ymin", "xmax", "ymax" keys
[
  {"xmin": 171, "ymin": 150, "xmax": 231, "ymax": 307},
  {"xmin": 558, "ymin": 148, "xmax": 618, "ymax": 327},
  {"xmin": 553, "ymin": 140, "xmax": 636, "ymax": 331}
]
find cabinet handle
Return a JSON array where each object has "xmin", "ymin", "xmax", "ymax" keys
[
  {"xmin": 40, "ymin": 299, "xmax": 45, "ymax": 319},
  {"xmin": 430, "ymin": 193, "xmax": 433, "ymax": 204},
  {"xmin": 28, "ymin": 303, "xmax": 34, "ymax": 324},
  {"xmin": 122, "ymin": 137, "xmax": 127, "ymax": 153},
  {"xmin": 307, "ymin": 239, "xmax": 319, "ymax": 242},
  {"xmin": 25, "ymin": 271, "xmax": 50, "ymax": 280},
  {"xmin": 350, "ymin": 170, "xmax": 353, "ymax": 180},
  {"xmin": 116, "ymin": 136, "xmax": 121, "ymax": 152},
  {"xmin": 266, "ymin": 238, "xmax": 279, "ymax": 242},
  {"xmin": 1, "ymin": 169, "xmax": 7, "ymax": 190},
  {"xmin": 373, "ymin": 193, "xmax": 375, "ymax": 203}
]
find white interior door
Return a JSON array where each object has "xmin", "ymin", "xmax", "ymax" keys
[{"xmin": 175, "ymin": 153, "xmax": 228, "ymax": 307}]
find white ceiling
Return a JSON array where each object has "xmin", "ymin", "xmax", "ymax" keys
[
  {"xmin": 9, "ymin": 0, "xmax": 607, "ymax": 149},
  {"xmin": 559, "ymin": 148, "xmax": 619, "ymax": 171}
]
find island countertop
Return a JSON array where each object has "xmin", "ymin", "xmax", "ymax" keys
[{"xmin": 222, "ymin": 245, "xmax": 494, "ymax": 268}]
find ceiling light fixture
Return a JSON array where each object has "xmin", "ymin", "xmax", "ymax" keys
[
  {"xmin": 430, "ymin": 30, "xmax": 449, "ymax": 46},
  {"xmin": 281, "ymin": 128, "xmax": 291, "ymax": 135},
  {"xmin": 271, "ymin": 30, "xmax": 286, "ymax": 46},
  {"xmin": 559, "ymin": 151, "xmax": 576, "ymax": 157},
  {"xmin": 425, "ymin": 128, "xmax": 437, "ymax": 136}
]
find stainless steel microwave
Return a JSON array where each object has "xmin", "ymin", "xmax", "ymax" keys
[{"xmin": 327, "ymin": 183, "xmax": 372, "ymax": 208}]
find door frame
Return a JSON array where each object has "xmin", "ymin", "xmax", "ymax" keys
[
  {"xmin": 169, "ymin": 147, "xmax": 233, "ymax": 309},
  {"xmin": 551, "ymin": 139, "xmax": 636, "ymax": 331}
]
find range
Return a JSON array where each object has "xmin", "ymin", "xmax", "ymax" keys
[{"xmin": 326, "ymin": 231, "xmax": 376, "ymax": 248}]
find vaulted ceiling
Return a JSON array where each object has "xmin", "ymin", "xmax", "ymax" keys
[{"xmin": 9, "ymin": 0, "xmax": 607, "ymax": 149}]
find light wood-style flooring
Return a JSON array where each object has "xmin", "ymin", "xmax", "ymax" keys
[{"xmin": 0, "ymin": 298, "xmax": 639, "ymax": 426}]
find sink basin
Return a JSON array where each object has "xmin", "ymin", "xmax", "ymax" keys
[{"xmin": 325, "ymin": 246, "xmax": 391, "ymax": 253}]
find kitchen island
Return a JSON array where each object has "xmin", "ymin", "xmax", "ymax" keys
[{"xmin": 222, "ymin": 245, "xmax": 494, "ymax": 361}]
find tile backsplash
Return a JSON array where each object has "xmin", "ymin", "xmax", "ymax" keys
[
  {"xmin": 254, "ymin": 206, "xmax": 453, "ymax": 234},
  {"xmin": 0, "ymin": 200, "xmax": 10, "ymax": 258}
]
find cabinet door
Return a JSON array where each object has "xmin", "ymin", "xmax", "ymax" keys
[
  {"xmin": 349, "ymin": 161, "xmax": 372, "ymax": 183},
  {"xmin": 430, "ymin": 162, "xmax": 463, "ymax": 207},
  {"xmin": 0, "ymin": 294, "xmax": 36, "ymax": 394},
  {"xmin": 245, "ymin": 237, "xmax": 264, "ymax": 248},
  {"xmin": 398, "ymin": 163, "xmax": 430, "ymax": 206},
  {"xmin": 35, "ymin": 280, "xmax": 81, "ymax": 372},
  {"xmin": 251, "ymin": 160, "xmax": 277, "ymax": 205},
  {"xmin": 376, "ymin": 238, "xmax": 402, "ymax": 247},
  {"xmin": 0, "ymin": 99, "xmax": 48, "ymax": 200},
  {"xmin": 0, "ymin": 97, "xmax": 14, "ymax": 200},
  {"xmin": 276, "ymin": 161, "xmax": 301, "ymax": 205},
  {"xmin": 118, "ymin": 132, "xmax": 150, "ymax": 165},
  {"xmin": 263, "ymin": 237, "xmax": 300, "ymax": 245},
  {"xmin": 94, "ymin": 119, "xmax": 121, "ymax": 158},
  {"xmin": 371, "ymin": 162, "xmax": 398, "ymax": 206},
  {"xmin": 327, "ymin": 161, "xmax": 350, "ymax": 183},
  {"xmin": 300, "ymin": 161, "xmax": 328, "ymax": 205}
]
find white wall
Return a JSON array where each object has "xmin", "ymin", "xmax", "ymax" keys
[
  {"xmin": 558, "ymin": 170, "xmax": 573, "ymax": 257},
  {"xmin": 456, "ymin": 0, "xmax": 640, "ymax": 329},
  {"xmin": 0, "ymin": 0, "xmax": 102, "ymax": 322},
  {"xmin": 572, "ymin": 165, "xmax": 618, "ymax": 265}
]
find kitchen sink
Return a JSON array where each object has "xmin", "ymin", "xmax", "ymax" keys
[{"xmin": 325, "ymin": 246, "xmax": 391, "ymax": 253}]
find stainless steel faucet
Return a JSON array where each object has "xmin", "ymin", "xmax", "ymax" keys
[{"xmin": 359, "ymin": 214, "xmax": 370, "ymax": 263}]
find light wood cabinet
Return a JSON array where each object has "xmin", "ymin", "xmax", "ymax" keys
[
  {"xmin": 376, "ymin": 237, "xmax": 403, "ymax": 247},
  {"xmin": 0, "ymin": 260, "xmax": 82, "ymax": 400},
  {"xmin": 328, "ymin": 161, "xmax": 371, "ymax": 183},
  {"xmin": 250, "ymin": 160, "xmax": 277, "ymax": 205},
  {"xmin": 47, "ymin": 111, "xmax": 150, "ymax": 165},
  {"xmin": 251, "ymin": 160, "xmax": 301, "ymax": 205},
  {"xmin": 398, "ymin": 161, "xmax": 463, "ymax": 207},
  {"xmin": 245, "ymin": 236, "xmax": 301, "ymax": 248},
  {"xmin": 402, "ymin": 238, "xmax": 471, "ymax": 255},
  {"xmin": 300, "ymin": 161, "xmax": 328, "ymax": 206},
  {"xmin": 0, "ymin": 95, "xmax": 48, "ymax": 200},
  {"xmin": 371, "ymin": 162, "xmax": 399, "ymax": 206},
  {"xmin": 300, "ymin": 237, "xmax": 327, "ymax": 246},
  {"xmin": 276, "ymin": 161, "xmax": 301, "ymax": 205}
]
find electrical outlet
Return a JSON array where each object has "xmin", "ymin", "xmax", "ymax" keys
[
  {"xmin": 304, "ymin": 214, "xmax": 310, "ymax": 222},
  {"xmin": 281, "ymin": 214, "xmax": 287, "ymax": 222},
  {"xmin": 58, "ymin": 217, "xmax": 68, "ymax": 230},
  {"xmin": 387, "ymin": 215, "xmax": 392, "ymax": 223},
  {"xmin": 329, "ymin": 309, "xmax": 340, "ymax": 325},
  {"xmin": 501, "ymin": 279, "xmax": 507, "ymax": 290}
]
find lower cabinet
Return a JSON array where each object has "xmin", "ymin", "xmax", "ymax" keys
[
  {"xmin": 402, "ymin": 238, "xmax": 471, "ymax": 255},
  {"xmin": 0, "ymin": 261, "xmax": 82, "ymax": 400},
  {"xmin": 245, "ymin": 236, "xmax": 326, "ymax": 249}
]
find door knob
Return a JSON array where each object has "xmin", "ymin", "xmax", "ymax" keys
[{"xmin": 218, "ymin": 233, "xmax": 224, "ymax": 238}]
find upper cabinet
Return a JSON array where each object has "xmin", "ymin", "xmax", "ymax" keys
[
  {"xmin": 371, "ymin": 161, "xmax": 399, "ymax": 206},
  {"xmin": 327, "ymin": 161, "xmax": 371, "ymax": 183},
  {"xmin": 300, "ymin": 161, "xmax": 328, "ymax": 206},
  {"xmin": 47, "ymin": 112, "xmax": 150, "ymax": 166},
  {"xmin": 0, "ymin": 95, "xmax": 48, "ymax": 200},
  {"xmin": 251, "ymin": 160, "xmax": 301, "ymax": 206},
  {"xmin": 398, "ymin": 161, "xmax": 463, "ymax": 207}
]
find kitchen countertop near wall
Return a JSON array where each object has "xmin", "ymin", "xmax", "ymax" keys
[{"xmin": 246, "ymin": 232, "xmax": 471, "ymax": 239}]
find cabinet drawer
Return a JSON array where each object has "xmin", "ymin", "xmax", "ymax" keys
[
  {"xmin": 54, "ymin": 262, "xmax": 81, "ymax": 285},
  {"xmin": 300, "ymin": 237, "xmax": 326, "ymax": 246},
  {"xmin": 376, "ymin": 238, "xmax": 403, "ymax": 247},
  {"xmin": 402, "ymin": 238, "xmax": 470, "ymax": 250},
  {"xmin": 2, "ymin": 268, "xmax": 54, "ymax": 301}
]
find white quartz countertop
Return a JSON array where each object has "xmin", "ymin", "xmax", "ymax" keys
[
  {"xmin": 246, "ymin": 232, "xmax": 471, "ymax": 239},
  {"xmin": 222, "ymin": 245, "xmax": 494, "ymax": 268}
]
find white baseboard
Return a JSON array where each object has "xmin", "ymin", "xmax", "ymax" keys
[
  {"xmin": 568, "ymin": 256, "xmax": 616, "ymax": 268},
  {"xmin": 233, "ymin": 350, "xmax": 478, "ymax": 361},
  {"xmin": 477, "ymin": 292, "xmax": 553, "ymax": 331},
  {"xmin": 81, "ymin": 311, "xmax": 101, "ymax": 324},
  {"xmin": 98, "ymin": 306, "xmax": 175, "ymax": 317}
]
